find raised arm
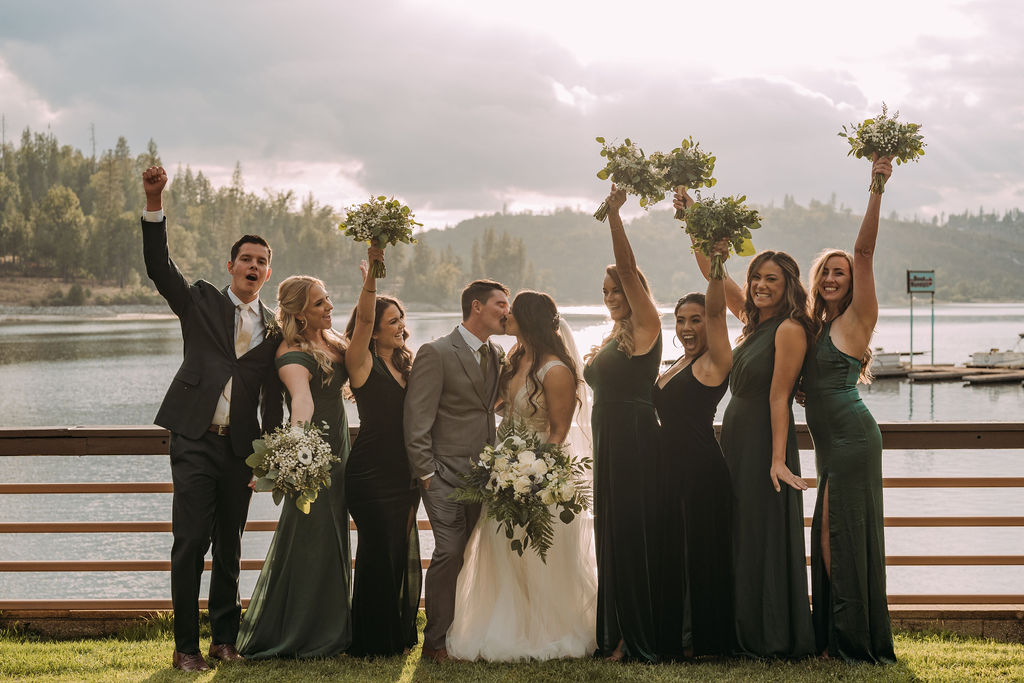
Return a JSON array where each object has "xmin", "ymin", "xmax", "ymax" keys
[
  {"xmin": 345, "ymin": 246, "xmax": 385, "ymax": 388},
  {"xmin": 605, "ymin": 184, "xmax": 661, "ymax": 352},
  {"xmin": 703, "ymin": 243, "xmax": 733, "ymax": 381},
  {"xmin": 674, "ymin": 190, "xmax": 744, "ymax": 318},
  {"xmin": 844, "ymin": 155, "xmax": 892, "ymax": 338},
  {"xmin": 541, "ymin": 364, "xmax": 576, "ymax": 444},
  {"xmin": 140, "ymin": 166, "xmax": 193, "ymax": 317},
  {"xmin": 768, "ymin": 320, "xmax": 809, "ymax": 493}
]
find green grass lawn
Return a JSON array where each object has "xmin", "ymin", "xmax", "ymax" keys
[{"xmin": 1, "ymin": 614, "xmax": 1022, "ymax": 682}]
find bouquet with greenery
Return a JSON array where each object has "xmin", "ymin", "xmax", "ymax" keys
[
  {"xmin": 683, "ymin": 193, "xmax": 761, "ymax": 280},
  {"xmin": 451, "ymin": 420, "xmax": 592, "ymax": 562},
  {"xmin": 246, "ymin": 423, "xmax": 338, "ymax": 514},
  {"xmin": 839, "ymin": 103, "xmax": 925, "ymax": 194},
  {"xmin": 651, "ymin": 137, "xmax": 717, "ymax": 220},
  {"xmin": 339, "ymin": 195, "xmax": 421, "ymax": 277},
  {"xmin": 592, "ymin": 137, "xmax": 665, "ymax": 221}
]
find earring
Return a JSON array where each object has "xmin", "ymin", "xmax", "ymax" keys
[
  {"xmin": 297, "ymin": 318, "xmax": 307, "ymax": 330},
  {"xmin": 671, "ymin": 335, "xmax": 682, "ymax": 349}
]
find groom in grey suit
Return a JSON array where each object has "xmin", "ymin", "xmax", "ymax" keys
[{"xmin": 404, "ymin": 279, "xmax": 510, "ymax": 661}]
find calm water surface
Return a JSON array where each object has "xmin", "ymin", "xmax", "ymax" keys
[{"xmin": 1, "ymin": 303, "xmax": 1022, "ymax": 599}]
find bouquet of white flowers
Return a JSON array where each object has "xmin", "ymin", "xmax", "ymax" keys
[
  {"xmin": 338, "ymin": 195, "xmax": 421, "ymax": 277},
  {"xmin": 592, "ymin": 137, "xmax": 665, "ymax": 221},
  {"xmin": 451, "ymin": 420, "xmax": 592, "ymax": 562},
  {"xmin": 650, "ymin": 137, "xmax": 717, "ymax": 220},
  {"xmin": 246, "ymin": 423, "xmax": 339, "ymax": 514},
  {"xmin": 839, "ymin": 103, "xmax": 925, "ymax": 194},
  {"xmin": 683, "ymin": 193, "xmax": 761, "ymax": 280}
]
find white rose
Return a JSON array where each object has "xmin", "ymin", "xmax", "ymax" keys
[
  {"xmin": 513, "ymin": 475, "xmax": 533, "ymax": 495},
  {"xmin": 557, "ymin": 482, "xmax": 575, "ymax": 502},
  {"xmin": 530, "ymin": 459, "xmax": 548, "ymax": 478},
  {"xmin": 518, "ymin": 450, "xmax": 536, "ymax": 465},
  {"xmin": 540, "ymin": 488, "xmax": 556, "ymax": 505},
  {"xmin": 508, "ymin": 435, "xmax": 526, "ymax": 449},
  {"xmin": 493, "ymin": 456, "xmax": 509, "ymax": 472}
]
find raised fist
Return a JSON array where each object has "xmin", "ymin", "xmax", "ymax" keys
[{"xmin": 142, "ymin": 166, "xmax": 168, "ymax": 210}]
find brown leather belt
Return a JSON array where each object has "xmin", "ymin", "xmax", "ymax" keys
[{"xmin": 208, "ymin": 424, "xmax": 230, "ymax": 436}]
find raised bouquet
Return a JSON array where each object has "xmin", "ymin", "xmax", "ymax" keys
[
  {"xmin": 839, "ymin": 103, "xmax": 925, "ymax": 194},
  {"xmin": 683, "ymin": 193, "xmax": 761, "ymax": 280},
  {"xmin": 651, "ymin": 137, "xmax": 717, "ymax": 220},
  {"xmin": 451, "ymin": 420, "xmax": 592, "ymax": 562},
  {"xmin": 246, "ymin": 423, "xmax": 338, "ymax": 514},
  {"xmin": 592, "ymin": 137, "xmax": 666, "ymax": 221},
  {"xmin": 338, "ymin": 195, "xmax": 421, "ymax": 277}
]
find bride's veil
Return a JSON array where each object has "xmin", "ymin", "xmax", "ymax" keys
[{"xmin": 558, "ymin": 317, "xmax": 593, "ymax": 455}]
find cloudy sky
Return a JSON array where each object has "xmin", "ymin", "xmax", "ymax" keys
[{"xmin": 1, "ymin": 0, "xmax": 1021, "ymax": 228}]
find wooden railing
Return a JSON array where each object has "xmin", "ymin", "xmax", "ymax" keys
[{"xmin": 1, "ymin": 423, "xmax": 1023, "ymax": 612}]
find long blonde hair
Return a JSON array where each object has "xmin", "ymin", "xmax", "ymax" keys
[
  {"xmin": 276, "ymin": 275, "xmax": 347, "ymax": 385},
  {"xmin": 808, "ymin": 249, "xmax": 874, "ymax": 383},
  {"xmin": 585, "ymin": 264, "xmax": 652, "ymax": 362}
]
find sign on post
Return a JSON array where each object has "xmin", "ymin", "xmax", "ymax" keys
[{"xmin": 907, "ymin": 270, "xmax": 935, "ymax": 293}]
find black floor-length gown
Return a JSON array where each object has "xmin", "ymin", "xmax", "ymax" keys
[
  {"xmin": 237, "ymin": 351, "xmax": 352, "ymax": 658},
  {"xmin": 653, "ymin": 353, "xmax": 734, "ymax": 657},
  {"xmin": 720, "ymin": 317, "xmax": 814, "ymax": 658},
  {"xmin": 803, "ymin": 322, "xmax": 895, "ymax": 663},
  {"xmin": 583, "ymin": 334, "xmax": 662, "ymax": 663},
  {"xmin": 346, "ymin": 353, "xmax": 421, "ymax": 657}
]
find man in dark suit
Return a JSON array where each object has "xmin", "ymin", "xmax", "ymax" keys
[{"xmin": 141, "ymin": 166, "xmax": 283, "ymax": 671}]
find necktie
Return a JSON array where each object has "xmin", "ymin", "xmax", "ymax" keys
[
  {"xmin": 235, "ymin": 304, "xmax": 255, "ymax": 357},
  {"xmin": 478, "ymin": 343, "xmax": 489, "ymax": 376}
]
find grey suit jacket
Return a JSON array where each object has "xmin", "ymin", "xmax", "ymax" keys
[{"xmin": 404, "ymin": 327, "xmax": 502, "ymax": 486}]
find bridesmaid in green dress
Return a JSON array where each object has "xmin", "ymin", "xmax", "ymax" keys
[
  {"xmin": 583, "ymin": 184, "xmax": 663, "ymax": 663},
  {"xmin": 803, "ymin": 155, "xmax": 896, "ymax": 663},
  {"xmin": 237, "ymin": 275, "xmax": 352, "ymax": 659},
  {"xmin": 688, "ymin": 225, "xmax": 818, "ymax": 658}
]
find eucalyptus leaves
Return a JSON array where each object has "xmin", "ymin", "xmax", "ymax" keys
[
  {"xmin": 683, "ymin": 194, "xmax": 761, "ymax": 280},
  {"xmin": 840, "ymin": 103, "xmax": 925, "ymax": 194},
  {"xmin": 651, "ymin": 137, "xmax": 717, "ymax": 219},
  {"xmin": 339, "ymin": 195, "xmax": 421, "ymax": 277}
]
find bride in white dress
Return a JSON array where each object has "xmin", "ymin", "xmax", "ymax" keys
[{"xmin": 447, "ymin": 291, "xmax": 598, "ymax": 661}]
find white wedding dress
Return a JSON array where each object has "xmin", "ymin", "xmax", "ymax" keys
[{"xmin": 447, "ymin": 359, "xmax": 599, "ymax": 661}]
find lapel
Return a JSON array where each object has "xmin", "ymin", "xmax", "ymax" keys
[
  {"xmin": 219, "ymin": 286, "xmax": 238, "ymax": 357},
  {"xmin": 256, "ymin": 299, "xmax": 278, "ymax": 351},
  {"xmin": 449, "ymin": 328, "xmax": 488, "ymax": 407}
]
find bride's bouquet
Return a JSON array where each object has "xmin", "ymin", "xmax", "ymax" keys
[
  {"xmin": 246, "ymin": 423, "xmax": 339, "ymax": 514},
  {"xmin": 452, "ymin": 420, "xmax": 592, "ymax": 562},
  {"xmin": 650, "ymin": 137, "xmax": 717, "ymax": 220},
  {"xmin": 338, "ymin": 195, "xmax": 421, "ymax": 277},
  {"xmin": 683, "ymin": 193, "xmax": 761, "ymax": 280},
  {"xmin": 592, "ymin": 137, "xmax": 666, "ymax": 221},
  {"xmin": 839, "ymin": 103, "xmax": 925, "ymax": 194}
]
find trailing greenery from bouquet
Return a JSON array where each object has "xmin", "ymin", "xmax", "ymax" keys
[
  {"xmin": 839, "ymin": 103, "xmax": 925, "ymax": 194},
  {"xmin": 246, "ymin": 422, "xmax": 338, "ymax": 514},
  {"xmin": 451, "ymin": 420, "xmax": 592, "ymax": 562},
  {"xmin": 592, "ymin": 137, "xmax": 665, "ymax": 221},
  {"xmin": 339, "ymin": 195, "xmax": 421, "ymax": 277},
  {"xmin": 651, "ymin": 137, "xmax": 717, "ymax": 220},
  {"xmin": 683, "ymin": 193, "xmax": 761, "ymax": 280}
]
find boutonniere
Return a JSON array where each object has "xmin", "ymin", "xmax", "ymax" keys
[
  {"xmin": 498, "ymin": 348, "xmax": 510, "ymax": 371},
  {"xmin": 263, "ymin": 309, "xmax": 282, "ymax": 339}
]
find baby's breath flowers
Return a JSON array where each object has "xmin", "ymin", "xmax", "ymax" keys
[
  {"xmin": 339, "ymin": 195, "xmax": 421, "ymax": 277},
  {"xmin": 683, "ymin": 193, "xmax": 761, "ymax": 280},
  {"xmin": 593, "ymin": 137, "xmax": 666, "ymax": 221},
  {"xmin": 451, "ymin": 420, "xmax": 592, "ymax": 562},
  {"xmin": 246, "ymin": 423, "xmax": 338, "ymax": 514},
  {"xmin": 651, "ymin": 137, "xmax": 717, "ymax": 220},
  {"xmin": 839, "ymin": 103, "xmax": 925, "ymax": 194}
]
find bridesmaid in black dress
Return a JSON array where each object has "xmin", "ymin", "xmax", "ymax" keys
[
  {"xmin": 582, "ymin": 184, "xmax": 663, "ymax": 663},
  {"xmin": 653, "ymin": 242, "xmax": 734, "ymax": 659},
  {"xmin": 344, "ymin": 247, "xmax": 421, "ymax": 657}
]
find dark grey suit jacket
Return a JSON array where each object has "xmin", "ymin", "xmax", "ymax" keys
[
  {"xmin": 142, "ymin": 218, "xmax": 283, "ymax": 457},
  {"xmin": 403, "ymin": 327, "xmax": 502, "ymax": 486}
]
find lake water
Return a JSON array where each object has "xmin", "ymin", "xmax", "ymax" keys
[{"xmin": 1, "ymin": 303, "xmax": 1022, "ymax": 600}]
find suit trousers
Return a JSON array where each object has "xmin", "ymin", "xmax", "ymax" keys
[
  {"xmin": 419, "ymin": 473, "xmax": 481, "ymax": 650},
  {"xmin": 169, "ymin": 431, "xmax": 253, "ymax": 653}
]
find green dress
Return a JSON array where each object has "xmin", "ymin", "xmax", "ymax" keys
[
  {"xmin": 803, "ymin": 322, "xmax": 896, "ymax": 663},
  {"xmin": 237, "ymin": 351, "xmax": 352, "ymax": 659},
  {"xmin": 720, "ymin": 317, "xmax": 814, "ymax": 659},
  {"xmin": 583, "ymin": 334, "xmax": 662, "ymax": 663}
]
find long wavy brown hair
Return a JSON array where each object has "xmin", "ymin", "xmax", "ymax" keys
[
  {"xmin": 809, "ymin": 249, "xmax": 874, "ymax": 383},
  {"xmin": 737, "ymin": 251, "xmax": 819, "ymax": 345},
  {"xmin": 500, "ymin": 291, "xmax": 581, "ymax": 416},
  {"xmin": 276, "ymin": 275, "xmax": 347, "ymax": 385},
  {"xmin": 343, "ymin": 295, "xmax": 414, "ymax": 384},
  {"xmin": 585, "ymin": 264, "xmax": 652, "ymax": 362}
]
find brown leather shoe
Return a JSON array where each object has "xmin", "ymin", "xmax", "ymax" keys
[
  {"xmin": 421, "ymin": 646, "xmax": 450, "ymax": 663},
  {"xmin": 208, "ymin": 643, "xmax": 245, "ymax": 663},
  {"xmin": 172, "ymin": 650, "xmax": 212, "ymax": 671}
]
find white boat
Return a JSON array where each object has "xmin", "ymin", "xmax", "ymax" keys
[{"xmin": 966, "ymin": 349, "xmax": 1024, "ymax": 369}]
